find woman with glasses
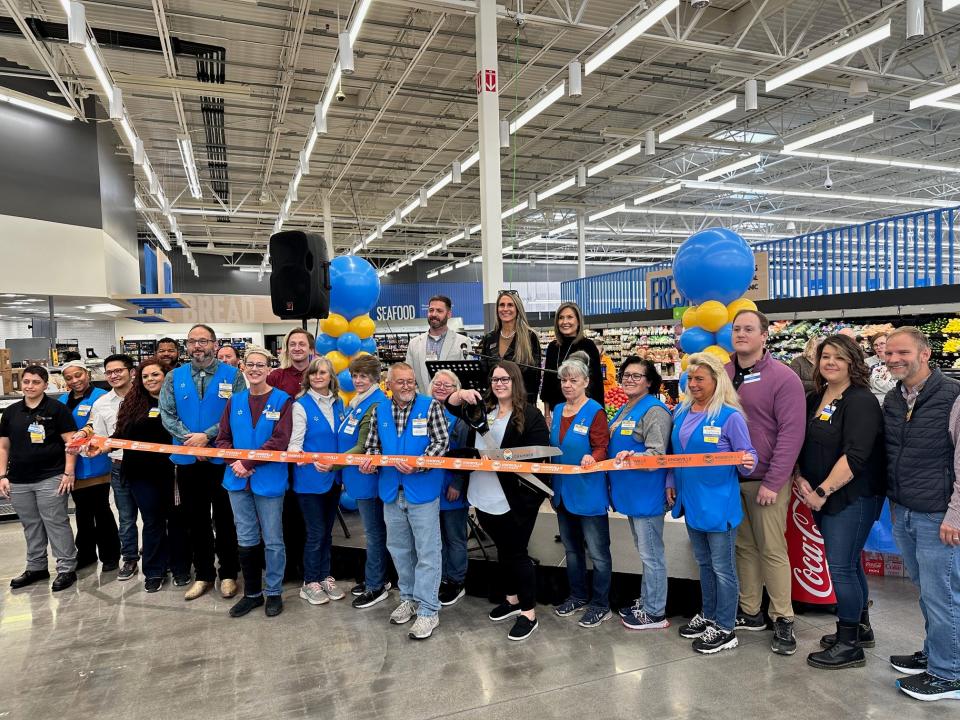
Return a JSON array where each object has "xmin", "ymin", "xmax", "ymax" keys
[
  {"xmin": 479, "ymin": 290, "xmax": 542, "ymax": 403},
  {"xmin": 430, "ymin": 370, "xmax": 471, "ymax": 606},
  {"xmin": 608, "ymin": 357, "xmax": 673, "ymax": 631},
  {"xmin": 540, "ymin": 302, "xmax": 604, "ymax": 423},
  {"xmin": 445, "ymin": 361, "xmax": 551, "ymax": 641},
  {"xmin": 288, "ymin": 357, "xmax": 346, "ymax": 607},
  {"xmin": 550, "ymin": 351, "xmax": 613, "ymax": 629}
]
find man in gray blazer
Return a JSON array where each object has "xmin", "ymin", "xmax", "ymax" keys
[{"xmin": 405, "ymin": 295, "xmax": 473, "ymax": 393}]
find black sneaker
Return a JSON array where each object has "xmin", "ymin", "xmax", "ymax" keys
[
  {"xmin": 439, "ymin": 581, "xmax": 465, "ymax": 606},
  {"xmin": 693, "ymin": 626, "xmax": 738, "ymax": 654},
  {"xmin": 736, "ymin": 609, "xmax": 767, "ymax": 631},
  {"xmin": 678, "ymin": 612, "xmax": 712, "ymax": 639},
  {"xmin": 350, "ymin": 582, "xmax": 365, "ymax": 597},
  {"xmin": 891, "ymin": 651, "xmax": 928, "ymax": 675},
  {"xmin": 771, "ymin": 618, "xmax": 797, "ymax": 655},
  {"xmin": 352, "ymin": 585, "xmax": 389, "ymax": 609},
  {"xmin": 618, "ymin": 597, "xmax": 643, "ymax": 619},
  {"xmin": 508, "ymin": 615, "xmax": 539, "ymax": 641},
  {"xmin": 144, "ymin": 577, "xmax": 164, "ymax": 593},
  {"xmin": 100, "ymin": 561, "xmax": 119, "ymax": 572},
  {"xmin": 488, "ymin": 601, "xmax": 522, "ymax": 622},
  {"xmin": 897, "ymin": 672, "xmax": 960, "ymax": 701},
  {"xmin": 229, "ymin": 595, "xmax": 265, "ymax": 618},
  {"xmin": 265, "ymin": 595, "xmax": 283, "ymax": 617},
  {"xmin": 118, "ymin": 559, "xmax": 138, "ymax": 581},
  {"xmin": 51, "ymin": 571, "xmax": 77, "ymax": 592},
  {"xmin": 173, "ymin": 574, "xmax": 191, "ymax": 587}
]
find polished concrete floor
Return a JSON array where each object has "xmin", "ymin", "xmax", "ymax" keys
[{"xmin": 0, "ymin": 520, "xmax": 953, "ymax": 720}]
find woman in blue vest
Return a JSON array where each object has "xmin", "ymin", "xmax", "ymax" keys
[
  {"xmin": 214, "ymin": 347, "xmax": 293, "ymax": 618},
  {"xmin": 608, "ymin": 357, "xmax": 673, "ymax": 631},
  {"xmin": 61, "ymin": 361, "xmax": 120, "ymax": 571},
  {"xmin": 289, "ymin": 357, "xmax": 346, "ymax": 606},
  {"xmin": 550, "ymin": 351, "xmax": 613, "ymax": 629},
  {"xmin": 337, "ymin": 353, "xmax": 392, "ymax": 610},
  {"xmin": 430, "ymin": 369, "xmax": 470, "ymax": 606},
  {"xmin": 670, "ymin": 353, "xmax": 757, "ymax": 655}
]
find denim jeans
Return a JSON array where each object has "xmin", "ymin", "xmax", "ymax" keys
[
  {"xmin": 357, "ymin": 497, "xmax": 389, "ymax": 590},
  {"xmin": 687, "ymin": 525, "xmax": 739, "ymax": 632},
  {"xmin": 628, "ymin": 514, "xmax": 668, "ymax": 617},
  {"xmin": 383, "ymin": 489, "xmax": 442, "ymax": 616},
  {"xmin": 440, "ymin": 506, "xmax": 469, "ymax": 584},
  {"xmin": 228, "ymin": 490, "xmax": 286, "ymax": 596},
  {"xmin": 893, "ymin": 506, "xmax": 960, "ymax": 681},
  {"xmin": 297, "ymin": 484, "xmax": 341, "ymax": 583},
  {"xmin": 111, "ymin": 462, "xmax": 140, "ymax": 561},
  {"xmin": 556, "ymin": 506, "xmax": 612, "ymax": 610},
  {"xmin": 814, "ymin": 495, "xmax": 884, "ymax": 625}
]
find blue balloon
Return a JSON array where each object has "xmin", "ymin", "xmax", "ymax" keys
[
  {"xmin": 315, "ymin": 333, "xmax": 337, "ymax": 355},
  {"xmin": 339, "ymin": 491, "xmax": 358, "ymax": 512},
  {"xmin": 360, "ymin": 337, "xmax": 378, "ymax": 355},
  {"xmin": 329, "ymin": 255, "xmax": 381, "ymax": 319},
  {"xmin": 715, "ymin": 323, "xmax": 734, "ymax": 353},
  {"xmin": 338, "ymin": 369, "xmax": 355, "ymax": 393},
  {"xmin": 673, "ymin": 228, "xmax": 755, "ymax": 305},
  {"xmin": 679, "ymin": 371, "xmax": 689, "ymax": 393},
  {"xmin": 679, "ymin": 327, "xmax": 714, "ymax": 354},
  {"xmin": 337, "ymin": 332, "xmax": 361, "ymax": 357}
]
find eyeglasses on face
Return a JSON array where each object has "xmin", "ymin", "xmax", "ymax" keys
[
  {"xmin": 432, "ymin": 382, "xmax": 456, "ymax": 391},
  {"xmin": 392, "ymin": 379, "xmax": 416, "ymax": 387},
  {"xmin": 490, "ymin": 376, "xmax": 512, "ymax": 385},
  {"xmin": 186, "ymin": 338, "xmax": 213, "ymax": 347},
  {"xmin": 245, "ymin": 362, "xmax": 269, "ymax": 370},
  {"xmin": 105, "ymin": 368, "xmax": 129, "ymax": 376},
  {"xmin": 621, "ymin": 372, "xmax": 647, "ymax": 382}
]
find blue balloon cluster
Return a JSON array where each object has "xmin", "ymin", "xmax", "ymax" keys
[
  {"xmin": 673, "ymin": 228, "xmax": 755, "ymax": 305},
  {"xmin": 678, "ymin": 323, "xmax": 735, "ymax": 354},
  {"xmin": 338, "ymin": 369, "xmax": 355, "ymax": 392},
  {"xmin": 337, "ymin": 332, "xmax": 361, "ymax": 357},
  {"xmin": 360, "ymin": 337, "xmax": 377, "ymax": 354},
  {"xmin": 330, "ymin": 255, "xmax": 381, "ymax": 319},
  {"xmin": 316, "ymin": 334, "xmax": 337, "ymax": 355}
]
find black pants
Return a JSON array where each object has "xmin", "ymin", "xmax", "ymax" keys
[
  {"xmin": 72, "ymin": 482, "xmax": 120, "ymax": 567},
  {"xmin": 282, "ymin": 468, "xmax": 305, "ymax": 582},
  {"xmin": 477, "ymin": 502, "xmax": 541, "ymax": 611},
  {"xmin": 128, "ymin": 473, "xmax": 190, "ymax": 579},
  {"xmin": 176, "ymin": 461, "xmax": 238, "ymax": 582}
]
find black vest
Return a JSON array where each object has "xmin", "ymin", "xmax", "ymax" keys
[{"xmin": 883, "ymin": 368, "xmax": 960, "ymax": 513}]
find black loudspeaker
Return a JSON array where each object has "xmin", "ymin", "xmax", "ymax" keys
[{"xmin": 269, "ymin": 230, "xmax": 331, "ymax": 319}]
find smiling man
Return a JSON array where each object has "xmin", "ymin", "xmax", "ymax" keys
[{"xmin": 405, "ymin": 296, "xmax": 471, "ymax": 393}]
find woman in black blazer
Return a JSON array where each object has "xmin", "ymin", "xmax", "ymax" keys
[
  {"xmin": 539, "ymin": 302, "xmax": 604, "ymax": 422},
  {"xmin": 478, "ymin": 290, "xmax": 542, "ymax": 403},
  {"xmin": 445, "ymin": 360, "xmax": 550, "ymax": 642}
]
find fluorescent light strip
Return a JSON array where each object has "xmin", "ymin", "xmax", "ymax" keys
[
  {"xmin": 517, "ymin": 235, "xmax": 544, "ymax": 247},
  {"xmin": 765, "ymin": 21, "xmax": 892, "ymax": 92},
  {"xmin": 455, "ymin": 259, "xmax": 470, "ymax": 269},
  {"xmin": 621, "ymin": 207, "xmax": 859, "ymax": 225},
  {"xmin": 697, "ymin": 154, "xmax": 764, "ymax": 182},
  {"xmin": 509, "ymin": 83, "xmax": 565, "ymax": 134},
  {"xmin": 634, "ymin": 184, "xmax": 682, "ymax": 205},
  {"xmin": 320, "ymin": 65, "xmax": 343, "ymax": 118},
  {"xmin": 502, "ymin": 201, "xmax": 528, "ymax": 220},
  {"xmin": 784, "ymin": 149, "xmax": 960, "ymax": 173},
  {"xmin": 682, "ymin": 179, "xmax": 955, "ymax": 209},
  {"xmin": 589, "ymin": 204, "xmax": 625, "ymax": 222},
  {"xmin": 146, "ymin": 221, "xmax": 171, "ymax": 252},
  {"xmin": 659, "ymin": 97, "xmax": 737, "ymax": 143},
  {"xmin": 910, "ymin": 79, "xmax": 960, "ymax": 110},
  {"xmin": 588, "ymin": 141, "xmax": 645, "ymax": 176},
  {"xmin": 176, "ymin": 136, "xmax": 202, "ymax": 199},
  {"xmin": 0, "ymin": 87, "xmax": 74, "ymax": 121},
  {"xmin": 469, "ymin": 224, "xmax": 482, "ymax": 235},
  {"xmin": 782, "ymin": 113, "xmax": 874, "ymax": 152},
  {"xmin": 461, "ymin": 152, "xmax": 480, "ymax": 171},
  {"xmin": 348, "ymin": 0, "xmax": 373, "ymax": 44},
  {"xmin": 401, "ymin": 200, "xmax": 420, "ymax": 217},
  {"xmin": 548, "ymin": 222, "xmax": 578, "ymax": 236},
  {"xmin": 439, "ymin": 265, "xmax": 453, "ymax": 275},
  {"xmin": 426, "ymin": 174, "xmax": 452, "ymax": 198},
  {"xmin": 447, "ymin": 232, "xmax": 465, "ymax": 245},
  {"xmin": 929, "ymin": 100, "xmax": 960, "ymax": 111},
  {"xmin": 427, "ymin": 270, "xmax": 439, "ymax": 278},
  {"xmin": 426, "ymin": 243, "xmax": 443, "ymax": 254},
  {"xmin": 584, "ymin": 0, "xmax": 680, "ymax": 76},
  {"xmin": 82, "ymin": 40, "xmax": 114, "ymax": 98},
  {"xmin": 537, "ymin": 177, "xmax": 576, "ymax": 201}
]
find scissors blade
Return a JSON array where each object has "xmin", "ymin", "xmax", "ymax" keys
[
  {"xmin": 516, "ymin": 472, "xmax": 554, "ymax": 497},
  {"xmin": 485, "ymin": 445, "xmax": 562, "ymax": 461}
]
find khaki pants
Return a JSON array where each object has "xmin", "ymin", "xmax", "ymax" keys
[{"xmin": 735, "ymin": 480, "xmax": 794, "ymax": 621}]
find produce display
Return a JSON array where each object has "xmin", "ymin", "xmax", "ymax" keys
[{"xmin": 604, "ymin": 385, "xmax": 628, "ymax": 420}]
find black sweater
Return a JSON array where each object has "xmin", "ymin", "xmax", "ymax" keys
[
  {"xmin": 116, "ymin": 397, "xmax": 174, "ymax": 481},
  {"xmin": 540, "ymin": 337, "xmax": 605, "ymax": 410},
  {"xmin": 478, "ymin": 329, "xmax": 542, "ymax": 404}
]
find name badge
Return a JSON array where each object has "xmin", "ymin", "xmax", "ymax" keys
[
  {"xmin": 148, "ymin": 407, "xmax": 161, "ymax": 418},
  {"xmin": 28, "ymin": 422, "xmax": 46, "ymax": 444},
  {"xmin": 819, "ymin": 405, "xmax": 835, "ymax": 422},
  {"xmin": 619, "ymin": 420, "xmax": 636, "ymax": 436},
  {"xmin": 264, "ymin": 410, "xmax": 281, "ymax": 421},
  {"xmin": 742, "ymin": 372, "xmax": 762, "ymax": 384},
  {"xmin": 412, "ymin": 417, "xmax": 428, "ymax": 437},
  {"xmin": 703, "ymin": 425, "xmax": 721, "ymax": 444},
  {"xmin": 218, "ymin": 382, "xmax": 233, "ymax": 399},
  {"xmin": 573, "ymin": 422, "xmax": 589, "ymax": 436},
  {"xmin": 343, "ymin": 418, "xmax": 359, "ymax": 435},
  {"xmin": 77, "ymin": 404, "xmax": 92, "ymax": 417}
]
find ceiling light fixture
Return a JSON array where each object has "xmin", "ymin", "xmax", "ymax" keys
[
  {"xmin": 697, "ymin": 154, "xmax": 764, "ymax": 182},
  {"xmin": 538, "ymin": 177, "xmax": 576, "ymax": 201},
  {"xmin": 783, "ymin": 148, "xmax": 960, "ymax": 173},
  {"xmin": 683, "ymin": 179, "xmax": 955, "ymax": 209},
  {"xmin": 176, "ymin": 135, "xmax": 202, "ymax": 199},
  {"xmin": 634, "ymin": 183, "xmax": 683, "ymax": 205},
  {"xmin": 509, "ymin": 83, "xmax": 565, "ymax": 133},
  {"xmin": 584, "ymin": 0, "xmax": 680, "ymax": 75},
  {"xmin": 589, "ymin": 204, "xmax": 626, "ymax": 222},
  {"xmin": 781, "ymin": 113, "xmax": 874, "ymax": 152},
  {"xmin": 909, "ymin": 79, "xmax": 960, "ymax": 110},
  {"xmin": 588, "ymin": 141, "xmax": 645, "ymax": 176},
  {"xmin": 0, "ymin": 87, "xmax": 74, "ymax": 121},
  {"xmin": 659, "ymin": 97, "xmax": 738, "ymax": 142}
]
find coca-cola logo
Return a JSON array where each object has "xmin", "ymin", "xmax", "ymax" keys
[{"xmin": 788, "ymin": 484, "xmax": 834, "ymax": 599}]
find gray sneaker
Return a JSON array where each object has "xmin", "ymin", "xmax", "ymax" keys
[
  {"xmin": 408, "ymin": 614, "xmax": 439, "ymax": 640},
  {"xmin": 320, "ymin": 576, "xmax": 345, "ymax": 601},
  {"xmin": 390, "ymin": 600, "xmax": 419, "ymax": 625},
  {"xmin": 299, "ymin": 582, "xmax": 330, "ymax": 605}
]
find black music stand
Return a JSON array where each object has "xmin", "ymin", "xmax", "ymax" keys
[{"xmin": 425, "ymin": 360, "xmax": 487, "ymax": 391}]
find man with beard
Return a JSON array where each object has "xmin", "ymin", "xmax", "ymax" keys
[
  {"xmin": 156, "ymin": 338, "xmax": 182, "ymax": 369},
  {"xmin": 405, "ymin": 296, "xmax": 472, "ymax": 393},
  {"xmin": 882, "ymin": 327, "xmax": 960, "ymax": 702},
  {"xmin": 160, "ymin": 324, "xmax": 246, "ymax": 601}
]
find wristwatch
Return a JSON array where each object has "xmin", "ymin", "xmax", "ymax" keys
[{"xmin": 814, "ymin": 486, "xmax": 828, "ymax": 498}]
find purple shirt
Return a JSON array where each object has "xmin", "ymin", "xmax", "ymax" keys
[{"xmin": 666, "ymin": 409, "xmax": 758, "ymax": 488}]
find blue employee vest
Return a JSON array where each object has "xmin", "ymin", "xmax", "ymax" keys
[
  {"xmin": 293, "ymin": 394, "xmax": 344, "ymax": 494},
  {"xmin": 222, "ymin": 388, "xmax": 290, "ymax": 497},
  {"xmin": 377, "ymin": 394, "xmax": 443, "ymax": 505},
  {"xmin": 337, "ymin": 388, "xmax": 386, "ymax": 500},
  {"xmin": 170, "ymin": 362, "xmax": 238, "ymax": 465},
  {"xmin": 59, "ymin": 388, "xmax": 110, "ymax": 480},
  {"xmin": 608, "ymin": 395, "xmax": 669, "ymax": 518},
  {"xmin": 670, "ymin": 405, "xmax": 743, "ymax": 532},
  {"xmin": 439, "ymin": 410, "xmax": 466, "ymax": 511},
  {"xmin": 550, "ymin": 398, "xmax": 609, "ymax": 516}
]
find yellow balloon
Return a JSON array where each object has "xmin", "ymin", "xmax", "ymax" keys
[
  {"xmin": 681, "ymin": 306, "xmax": 699, "ymax": 329},
  {"xmin": 726, "ymin": 297, "xmax": 758, "ymax": 323},
  {"xmin": 326, "ymin": 350, "xmax": 350, "ymax": 374},
  {"xmin": 339, "ymin": 390, "xmax": 356, "ymax": 404},
  {"xmin": 321, "ymin": 313, "xmax": 349, "ymax": 338},
  {"xmin": 703, "ymin": 345, "xmax": 730, "ymax": 364},
  {"xmin": 697, "ymin": 300, "xmax": 728, "ymax": 332},
  {"xmin": 680, "ymin": 354, "xmax": 690, "ymax": 371},
  {"xmin": 348, "ymin": 314, "xmax": 376, "ymax": 340}
]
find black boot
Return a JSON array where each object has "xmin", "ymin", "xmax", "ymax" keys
[
  {"xmin": 229, "ymin": 545, "xmax": 264, "ymax": 618},
  {"xmin": 808, "ymin": 622, "xmax": 865, "ymax": 669},
  {"xmin": 820, "ymin": 608, "xmax": 874, "ymax": 648}
]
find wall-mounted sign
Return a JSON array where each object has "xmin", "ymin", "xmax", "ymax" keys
[{"xmin": 646, "ymin": 252, "xmax": 769, "ymax": 311}]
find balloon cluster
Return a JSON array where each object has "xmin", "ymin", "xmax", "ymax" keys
[
  {"xmin": 314, "ymin": 256, "xmax": 381, "ymax": 404},
  {"xmin": 672, "ymin": 228, "xmax": 757, "ymax": 392}
]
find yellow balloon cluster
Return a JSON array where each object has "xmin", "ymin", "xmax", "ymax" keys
[
  {"xmin": 679, "ymin": 296, "xmax": 757, "ymax": 377},
  {"xmin": 321, "ymin": 313, "xmax": 349, "ymax": 337},
  {"xmin": 726, "ymin": 297, "xmax": 757, "ymax": 322}
]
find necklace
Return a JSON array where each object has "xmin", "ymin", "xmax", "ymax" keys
[{"xmin": 500, "ymin": 329, "xmax": 516, "ymax": 339}]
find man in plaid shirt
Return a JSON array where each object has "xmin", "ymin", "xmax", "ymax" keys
[{"xmin": 360, "ymin": 362, "xmax": 450, "ymax": 639}]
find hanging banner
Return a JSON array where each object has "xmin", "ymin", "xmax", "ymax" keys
[{"xmin": 785, "ymin": 483, "xmax": 836, "ymax": 604}]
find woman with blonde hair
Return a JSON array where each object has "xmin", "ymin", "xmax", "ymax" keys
[
  {"xmin": 479, "ymin": 290, "xmax": 542, "ymax": 403},
  {"xmin": 540, "ymin": 302, "xmax": 604, "ymax": 422},
  {"xmin": 789, "ymin": 336, "xmax": 820, "ymax": 394},
  {"xmin": 670, "ymin": 352, "xmax": 757, "ymax": 655}
]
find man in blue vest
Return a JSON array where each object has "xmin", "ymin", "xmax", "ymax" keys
[
  {"xmin": 882, "ymin": 327, "xmax": 960, "ymax": 702},
  {"xmin": 160, "ymin": 323, "xmax": 246, "ymax": 601},
  {"xmin": 359, "ymin": 362, "xmax": 449, "ymax": 640}
]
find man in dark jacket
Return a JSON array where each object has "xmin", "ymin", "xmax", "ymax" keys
[{"xmin": 882, "ymin": 327, "xmax": 960, "ymax": 702}]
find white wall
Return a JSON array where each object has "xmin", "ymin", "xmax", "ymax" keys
[{"xmin": 0, "ymin": 319, "xmax": 117, "ymax": 358}]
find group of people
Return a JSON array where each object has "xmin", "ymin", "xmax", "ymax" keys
[{"xmin": 0, "ymin": 293, "xmax": 957, "ymax": 703}]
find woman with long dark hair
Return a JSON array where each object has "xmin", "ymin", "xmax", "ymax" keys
[
  {"xmin": 479, "ymin": 291, "xmax": 542, "ymax": 403},
  {"xmin": 540, "ymin": 302, "xmax": 604, "ymax": 422}
]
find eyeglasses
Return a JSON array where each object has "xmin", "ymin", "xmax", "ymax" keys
[
  {"xmin": 104, "ymin": 368, "xmax": 129, "ymax": 376},
  {"xmin": 186, "ymin": 339, "xmax": 213, "ymax": 347},
  {"xmin": 245, "ymin": 362, "xmax": 269, "ymax": 370},
  {"xmin": 490, "ymin": 376, "xmax": 512, "ymax": 385},
  {"xmin": 392, "ymin": 379, "xmax": 416, "ymax": 387},
  {"xmin": 621, "ymin": 373, "xmax": 647, "ymax": 382},
  {"xmin": 432, "ymin": 382, "xmax": 456, "ymax": 391}
]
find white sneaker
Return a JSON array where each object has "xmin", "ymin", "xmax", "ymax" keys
[
  {"xmin": 320, "ymin": 576, "xmax": 345, "ymax": 601},
  {"xmin": 299, "ymin": 582, "xmax": 329, "ymax": 605},
  {"xmin": 390, "ymin": 600, "xmax": 419, "ymax": 625},
  {"xmin": 408, "ymin": 614, "xmax": 439, "ymax": 640}
]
